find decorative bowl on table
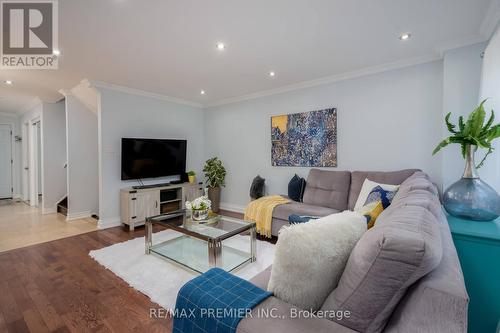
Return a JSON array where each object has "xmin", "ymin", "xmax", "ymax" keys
[
  {"xmin": 192, "ymin": 209, "xmax": 209, "ymax": 221},
  {"xmin": 185, "ymin": 195, "xmax": 212, "ymax": 221}
]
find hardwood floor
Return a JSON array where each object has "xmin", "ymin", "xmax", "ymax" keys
[
  {"xmin": 0, "ymin": 209, "xmax": 273, "ymax": 332},
  {"xmin": 0, "ymin": 225, "xmax": 172, "ymax": 333}
]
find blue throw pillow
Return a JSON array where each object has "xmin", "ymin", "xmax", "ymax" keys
[
  {"xmin": 288, "ymin": 174, "xmax": 306, "ymax": 202},
  {"xmin": 359, "ymin": 185, "xmax": 398, "ymax": 229},
  {"xmin": 288, "ymin": 214, "xmax": 319, "ymax": 224},
  {"xmin": 363, "ymin": 185, "xmax": 397, "ymax": 209}
]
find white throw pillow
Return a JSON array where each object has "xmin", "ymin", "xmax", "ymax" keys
[
  {"xmin": 267, "ymin": 211, "xmax": 366, "ymax": 311},
  {"xmin": 354, "ymin": 179, "xmax": 400, "ymax": 212}
]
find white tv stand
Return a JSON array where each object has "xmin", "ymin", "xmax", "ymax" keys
[{"xmin": 120, "ymin": 182, "xmax": 203, "ymax": 231}]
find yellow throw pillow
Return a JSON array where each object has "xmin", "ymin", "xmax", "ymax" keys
[
  {"xmin": 356, "ymin": 185, "xmax": 398, "ymax": 229},
  {"xmin": 359, "ymin": 201, "xmax": 384, "ymax": 229}
]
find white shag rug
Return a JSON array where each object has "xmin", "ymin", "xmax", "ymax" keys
[{"xmin": 89, "ymin": 230, "xmax": 276, "ymax": 310}]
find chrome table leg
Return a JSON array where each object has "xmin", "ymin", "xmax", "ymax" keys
[
  {"xmin": 208, "ymin": 239, "xmax": 222, "ymax": 268},
  {"xmin": 250, "ymin": 226, "xmax": 256, "ymax": 262},
  {"xmin": 145, "ymin": 219, "xmax": 152, "ymax": 254}
]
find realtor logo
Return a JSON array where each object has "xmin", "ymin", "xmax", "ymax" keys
[{"xmin": 1, "ymin": 0, "xmax": 58, "ymax": 69}]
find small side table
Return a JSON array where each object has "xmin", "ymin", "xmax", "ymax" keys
[{"xmin": 447, "ymin": 214, "xmax": 500, "ymax": 333}]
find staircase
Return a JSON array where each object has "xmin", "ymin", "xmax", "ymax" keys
[{"xmin": 57, "ymin": 197, "xmax": 68, "ymax": 216}]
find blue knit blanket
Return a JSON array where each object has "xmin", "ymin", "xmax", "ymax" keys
[{"xmin": 173, "ymin": 268, "xmax": 272, "ymax": 333}]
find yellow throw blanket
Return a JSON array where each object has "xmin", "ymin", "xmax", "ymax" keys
[{"xmin": 244, "ymin": 195, "xmax": 290, "ymax": 238}]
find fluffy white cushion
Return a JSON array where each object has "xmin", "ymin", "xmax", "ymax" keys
[
  {"xmin": 354, "ymin": 179, "xmax": 400, "ymax": 211},
  {"xmin": 267, "ymin": 211, "xmax": 366, "ymax": 310}
]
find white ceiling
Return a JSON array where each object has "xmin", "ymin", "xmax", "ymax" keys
[{"xmin": 0, "ymin": 0, "xmax": 498, "ymax": 114}]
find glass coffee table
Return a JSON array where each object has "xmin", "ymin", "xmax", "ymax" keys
[{"xmin": 145, "ymin": 211, "xmax": 256, "ymax": 273}]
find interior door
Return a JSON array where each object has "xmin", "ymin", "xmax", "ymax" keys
[{"xmin": 0, "ymin": 125, "xmax": 12, "ymax": 199}]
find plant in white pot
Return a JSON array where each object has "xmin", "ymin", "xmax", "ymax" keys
[
  {"xmin": 185, "ymin": 196, "xmax": 211, "ymax": 221},
  {"xmin": 203, "ymin": 157, "xmax": 226, "ymax": 213}
]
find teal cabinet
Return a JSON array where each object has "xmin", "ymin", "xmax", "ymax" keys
[{"xmin": 448, "ymin": 215, "xmax": 500, "ymax": 333}]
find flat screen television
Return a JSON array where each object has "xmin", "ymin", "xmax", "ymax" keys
[{"xmin": 121, "ymin": 138, "xmax": 187, "ymax": 180}]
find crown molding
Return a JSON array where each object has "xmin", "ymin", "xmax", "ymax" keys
[
  {"xmin": 206, "ymin": 54, "xmax": 441, "ymax": 107},
  {"xmin": 53, "ymin": 94, "xmax": 65, "ymax": 103},
  {"xmin": 67, "ymin": 80, "xmax": 99, "ymax": 114},
  {"xmin": 58, "ymin": 89, "xmax": 71, "ymax": 97},
  {"xmin": 80, "ymin": 78, "xmax": 92, "ymax": 88},
  {"xmin": 86, "ymin": 80, "xmax": 203, "ymax": 108},
  {"xmin": 79, "ymin": 79, "xmax": 100, "ymax": 93},
  {"xmin": 480, "ymin": 0, "xmax": 500, "ymax": 39}
]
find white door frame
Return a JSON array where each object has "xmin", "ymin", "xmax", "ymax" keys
[
  {"xmin": 22, "ymin": 122, "xmax": 30, "ymax": 202},
  {"xmin": 0, "ymin": 123, "xmax": 13, "ymax": 199},
  {"xmin": 29, "ymin": 117, "xmax": 41, "ymax": 207}
]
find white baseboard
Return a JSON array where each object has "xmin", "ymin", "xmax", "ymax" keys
[
  {"xmin": 220, "ymin": 202, "xmax": 246, "ymax": 213},
  {"xmin": 42, "ymin": 207, "xmax": 56, "ymax": 215},
  {"xmin": 66, "ymin": 211, "xmax": 92, "ymax": 221},
  {"xmin": 98, "ymin": 216, "xmax": 122, "ymax": 229},
  {"xmin": 13, "ymin": 194, "xmax": 22, "ymax": 200}
]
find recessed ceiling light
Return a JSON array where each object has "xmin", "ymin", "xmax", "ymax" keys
[
  {"xmin": 4, "ymin": 80, "xmax": 13, "ymax": 85},
  {"xmin": 216, "ymin": 42, "xmax": 226, "ymax": 50},
  {"xmin": 399, "ymin": 33, "xmax": 411, "ymax": 41},
  {"xmin": 52, "ymin": 49, "xmax": 61, "ymax": 56},
  {"xmin": 269, "ymin": 71, "xmax": 276, "ymax": 77},
  {"xmin": 200, "ymin": 90, "xmax": 206, "ymax": 95}
]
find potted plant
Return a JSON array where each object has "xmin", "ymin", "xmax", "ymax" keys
[
  {"xmin": 433, "ymin": 99, "xmax": 500, "ymax": 221},
  {"xmin": 203, "ymin": 157, "xmax": 226, "ymax": 213},
  {"xmin": 187, "ymin": 170, "xmax": 196, "ymax": 184},
  {"xmin": 185, "ymin": 196, "xmax": 211, "ymax": 221}
]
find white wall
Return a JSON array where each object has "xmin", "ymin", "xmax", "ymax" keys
[
  {"xmin": 41, "ymin": 101, "xmax": 67, "ymax": 213},
  {"xmin": 442, "ymin": 42, "xmax": 487, "ymax": 190},
  {"xmin": 97, "ymin": 88, "xmax": 205, "ymax": 227},
  {"xmin": 0, "ymin": 113, "xmax": 21, "ymax": 198},
  {"xmin": 65, "ymin": 95, "xmax": 99, "ymax": 219},
  {"xmin": 205, "ymin": 61, "xmax": 444, "ymax": 208},
  {"xmin": 480, "ymin": 25, "xmax": 500, "ymax": 193}
]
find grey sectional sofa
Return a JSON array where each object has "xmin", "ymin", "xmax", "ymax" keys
[
  {"xmin": 271, "ymin": 169, "xmax": 418, "ymax": 236},
  {"xmin": 237, "ymin": 170, "xmax": 468, "ymax": 332}
]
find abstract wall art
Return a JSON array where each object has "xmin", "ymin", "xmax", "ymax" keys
[{"xmin": 271, "ymin": 108, "xmax": 337, "ymax": 167}]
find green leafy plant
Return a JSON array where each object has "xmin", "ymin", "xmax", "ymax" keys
[
  {"xmin": 433, "ymin": 99, "xmax": 500, "ymax": 168},
  {"xmin": 187, "ymin": 170, "xmax": 196, "ymax": 176},
  {"xmin": 203, "ymin": 157, "xmax": 226, "ymax": 188}
]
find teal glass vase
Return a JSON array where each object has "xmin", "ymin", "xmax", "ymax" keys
[{"xmin": 443, "ymin": 145, "xmax": 500, "ymax": 221}]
